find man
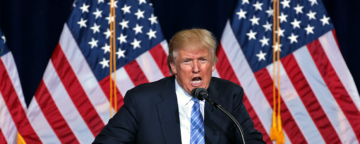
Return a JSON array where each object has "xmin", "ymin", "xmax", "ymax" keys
[{"xmin": 93, "ymin": 29, "xmax": 265, "ymax": 144}]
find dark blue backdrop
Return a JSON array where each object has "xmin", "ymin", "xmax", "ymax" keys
[{"xmin": 0, "ymin": 0, "xmax": 359, "ymax": 106}]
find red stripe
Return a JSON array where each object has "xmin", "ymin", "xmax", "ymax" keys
[
  {"xmin": 216, "ymin": 44, "xmax": 271, "ymax": 143},
  {"xmin": 99, "ymin": 76, "xmax": 124, "ymax": 111},
  {"xmin": 123, "ymin": 60, "xmax": 149, "ymax": 86},
  {"xmin": 254, "ymin": 68, "xmax": 307, "ymax": 144},
  {"xmin": 331, "ymin": 30, "xmax": 340, "ymax": 49},
  {"xmin": 51, "ymin": 44, "xmax": 104, "ymax": 136},
  {"xmin": 0, "ymin": 128, "xmax": 6, "ymax": 144},
  {"xmin": 149, "ymin": 43, "xmax": 171, "ymax": 77},
  {"xmin": 34, "ymin": 80, "xmax": 80, "ymax": 143},
  {"xmin": 307, "ymin": 40, "xmax": 360, "ymax": 141},
  {"xmin": 0, "ymin": 59, "xmax": 41, "ymax": 143},
  {"xmin": 281, "ymin": 54, "xmax": 341, "ymax": 143}
]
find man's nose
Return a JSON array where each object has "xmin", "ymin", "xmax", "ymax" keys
[{"xmin": 192, "ymin": 61, "xmax": 200, "ymax": 73}]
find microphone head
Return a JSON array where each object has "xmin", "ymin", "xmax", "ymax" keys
[{"xmin": 191, "ymin": 88, "xmax": 207, "ymax": 100}]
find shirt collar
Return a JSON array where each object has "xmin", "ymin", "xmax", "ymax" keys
[{"xmin": 175, "ymin": 78, "xmax": 193, "ymax": 106}]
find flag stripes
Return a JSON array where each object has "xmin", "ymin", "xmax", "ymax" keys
[
  {"xmin": 307, "ymin": 39, "xmax": 360, "ymax": 141},
  {"xmin": 0, "ymin": 56, "xmax": 41, "ymax": 143},
  {"xmin": 254, "ymin": 68, "xmax": 307, "ymax": 144},
  {"xmin": 41, "ymin": 59, "xmax": 94, "ymax": 143},
  {"xmin": 51, "ymin": 45, "xmax": 105, "ymax": 136},
  {"xmin": 98, "ymin": 76, "xmax": 124, "ymax": 110},
  {"xmin": 34, "ymin": 80, "xmax": 80, "ymax": 144},
  {"xmin": 0, "ymin": 93, "xmax": 17, "ymax": 143},
  {"xmin": 295, "ymin": 46, "xmax": 356, "ymax": 143},
  {"xmin": 280, "ymin": 54, "xmax": 340, "ymax": 143}
]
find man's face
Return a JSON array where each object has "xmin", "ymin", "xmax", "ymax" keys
[{"xmin": 170, "ymin": 44, "xmax": 216, "ymax": 95}]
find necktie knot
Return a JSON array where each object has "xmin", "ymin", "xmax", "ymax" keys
[
  {"xmin": 192, "ymin": 97, "xmax": 200, "ymax": 103},
  {"xmin": 190, "ymin": 97, "xmax": 204, "ymax": 144}
]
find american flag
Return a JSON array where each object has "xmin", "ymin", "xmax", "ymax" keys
[
  {"xmin": 0, "ymin": 30, "xmax": 31, "ymax": 143},
  {"xmin": 22, "ymin": 0, "xmax": 170, "ymax": 143},
  {"xmin": 212, "ymin": 0, "xmax": 360, "ymax": 143}
]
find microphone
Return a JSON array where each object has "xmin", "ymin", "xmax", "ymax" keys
[{"xmin": 191, "ymin": 88, "xmax": 246, "ymax": 144}]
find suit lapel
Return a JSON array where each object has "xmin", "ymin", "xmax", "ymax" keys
[
  {"xmin": 204, "ymin": 78, "xmax": 227, "ymax": 144},
  {"xmin": 157, "ymin": 76, "xmax": 182, "ymax": 144}
]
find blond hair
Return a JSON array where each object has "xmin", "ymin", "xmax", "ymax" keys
[{"xmin": 167, "ymin": 28, "xmax": 218, "ymax": 74}]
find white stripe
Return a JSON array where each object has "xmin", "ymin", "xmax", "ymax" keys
[
  {"xmin": 294, "ymin": 46, "xmax": 357, "ymax": 143},
  {"xmin": 266, "ymin": 62, "xmax": 325, "ymax": 144},
  {"xmin": 220, "ymin": 20, "xmax": 291, "ymax": 144},
  {"xmin": 319, "ymin": 31, "xmax": 360, "ymax": 112},
  {"xmin": 160, "ymin": 40, "xmax": 169, "ymax": 55},
  {"xmin": 43, "ymin": 61, "xmax": 94, "ymax": 143},
  {"xmin": 0, "ymin": 92, "xmax": 17, "ymax": 144},
  {"xmin": 136, "ymin": 51, "xmax": 164, "ymax": 82},
  {"xmin": 59, "ymin": 24, "xmax": 110, "ymax": 124},
  {"xmin": 27, "ymin": 98, "xmax": 57, "ymax": 144},
  {"xmin": 114, "ymin": 67, "xmax": 135, "ymax": 97},
  {"xmin": 212, "ymin": 69, "xmax": 220, "ymax": 78},
  {"xmin": 1, "ymin": 53, "xmax": 27, "ymax": 111}
]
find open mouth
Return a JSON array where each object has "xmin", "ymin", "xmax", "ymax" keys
[{"xmin": 191, "ymin": 76, "xmax": 203, "ymax": 86}]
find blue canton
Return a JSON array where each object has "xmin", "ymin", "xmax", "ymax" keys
[
  {"xmin": 231, "ymin": 0, "xmax": 334, "ymax": 73},
  {"xmin": 67, "ymin": 0, "xmax": 164, "ymax": 81}
]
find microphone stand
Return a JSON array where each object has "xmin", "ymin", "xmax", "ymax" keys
[{"xmin": 203, "ymin": 96, "xmax": 246, "ymax": 144}]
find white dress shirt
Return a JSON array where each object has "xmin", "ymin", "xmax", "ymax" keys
[{"xmin": 175, "ymin": 79, "xmax": 205, "ymax": 144}]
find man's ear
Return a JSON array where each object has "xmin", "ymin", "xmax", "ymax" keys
[{"xmin": 170, "ymin": 61, "xmax": 177, "ymax": 74}]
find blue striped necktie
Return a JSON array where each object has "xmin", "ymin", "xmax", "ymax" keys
[{"xmin": 190, "ymin": 98, "xmax": 205, "ymax": 144}]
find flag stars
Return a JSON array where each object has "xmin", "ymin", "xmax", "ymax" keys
[
  {"xmin": 93, "ymin": 8, "xmax": 103, "ymax": 19},
  {"xmin": 259, "ymin": 36, "xmax": 269, "ymax": 47},
  {"xmin": 148, "ymin": 14, "xmax": 158, "ymax": 25},
  {"xmin": 116, "ymin": 49, "xmax": 126, "ymax": 59},
  {"xmin": 90, "ymin": 23, "xmax": 100, "ymax": 34},
  {"xmin": 308, "ymin": 0, "xmax": 318, "ymax": 6},
  {"xmin": 139, "ymin": 0, "xmax": 146, "ymax": 5},
  {"xmin": 249, "ymin": 16, "xmax": 260, "ymax": 26},
  {"xmin": 117, "ymin": 34, "xmax": 127, "ymax": 44},
  {"xmin": 246, "ymin": 30, "xmax": 257, "ymax": 40},
  {"xmin": 79, "ymin": 3, "xmax": 90, "ymax": 13},
  {"xmin": 108, "ymin": 0, "xmax": 118, "ymax": 8},
  {"xmin": 307, "ymin": 10, "xmax": 317, "ymax": 20},
  {"xmin": 119, "ymin": 19, "xmax": 129, "ymax": 29},
  {"xmin": 256, "ymin": 50, "xmax": 267, "ymax": 61},
  {"xmin": 294, "ymin": 4, "xmax": 304, "ymax": 14},
  {"xmin": 236, "ymin": 9, "xmax": 247, "ymax": 19},
  {"xmin": 279, "ymin": 12, "xmax": 288, "ymax": 23},
  {"xmin": 131, "ymin": 38, "xmax": 141, "ymax": 49},
  {"xmin": 104, "ymin": 29, "xmax": 112, "ymax": 39},
  {"xmin": 253, "ymin": 1, "xmax": 263, "ymax": 11},
  {"xmin": 98, "ymin": 0, "xmax": 104, "ymax": 4},
  {"xmin": 263, "ymin": 21, "xmax": 272, "ymax": 32},
  {"xmin": 275, "ymin": 28, "xmax": 285, "ymax": 37},
  {"xmin": 320, "ymin": 15, "xmax": 330, "ymax": 26},
  {"xmin": 134, "ymin": 9, "xmax": 145, "ymax": 20},
  {"xmin": 288, "ymin": 33, "xmax": 299, "ymax": 44},
  {"xmin": 101, "ymin": 44, "xmax": 110, "ymax": 54},
  {"xmin": 291, "ymin": 19, "xmax": 301, "ymax": 29},
  {"xmin": 133, "ymin": 24, "xmax": 143, "ymax": 35},
  {"xmin": 77, "ymin": 18, "xmax": 87, "ymax": 28},
  {"xmin": 266, "ymin": 7, "xmax": 273, "ymax": 17},
  {"xmin": 305, "ymin": 24, "xmax": 315, "ymax": 35},
  {"xmin": 99, "ymin": 58, "xmax": 109, "ymax": 68},
  {"xmin": 242, "ymin": 0, "xmax": 249, "ymax": 5},
  {"xmin": 121, "ymin": 4, "xmax": 131, "ymax": 14},
  {"xmin": 106, "ymin": 14, "xmax": 115, "ymax": 24},
  {"xmin": 272, "ymin": 43, "xmax": 282, "ymax": 52},
  {"xmin": 1, "ymin": 36, "xmax": 5, "ymax": 43},
  {"xmin": 281, "ymin": 0, "xmax": 290, "ymax": 8},
  {"xmin": 88, "ymin": 38, "xmax": 98, "ymax": 48},
  {"xmin": 147, "ymin": 29, "xmax": 157, "ymax": 39}
]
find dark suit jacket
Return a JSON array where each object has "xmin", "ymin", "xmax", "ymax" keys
[{"xmin": 93, "ymin": 76, "xmax": 265, "ymax": 144}]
